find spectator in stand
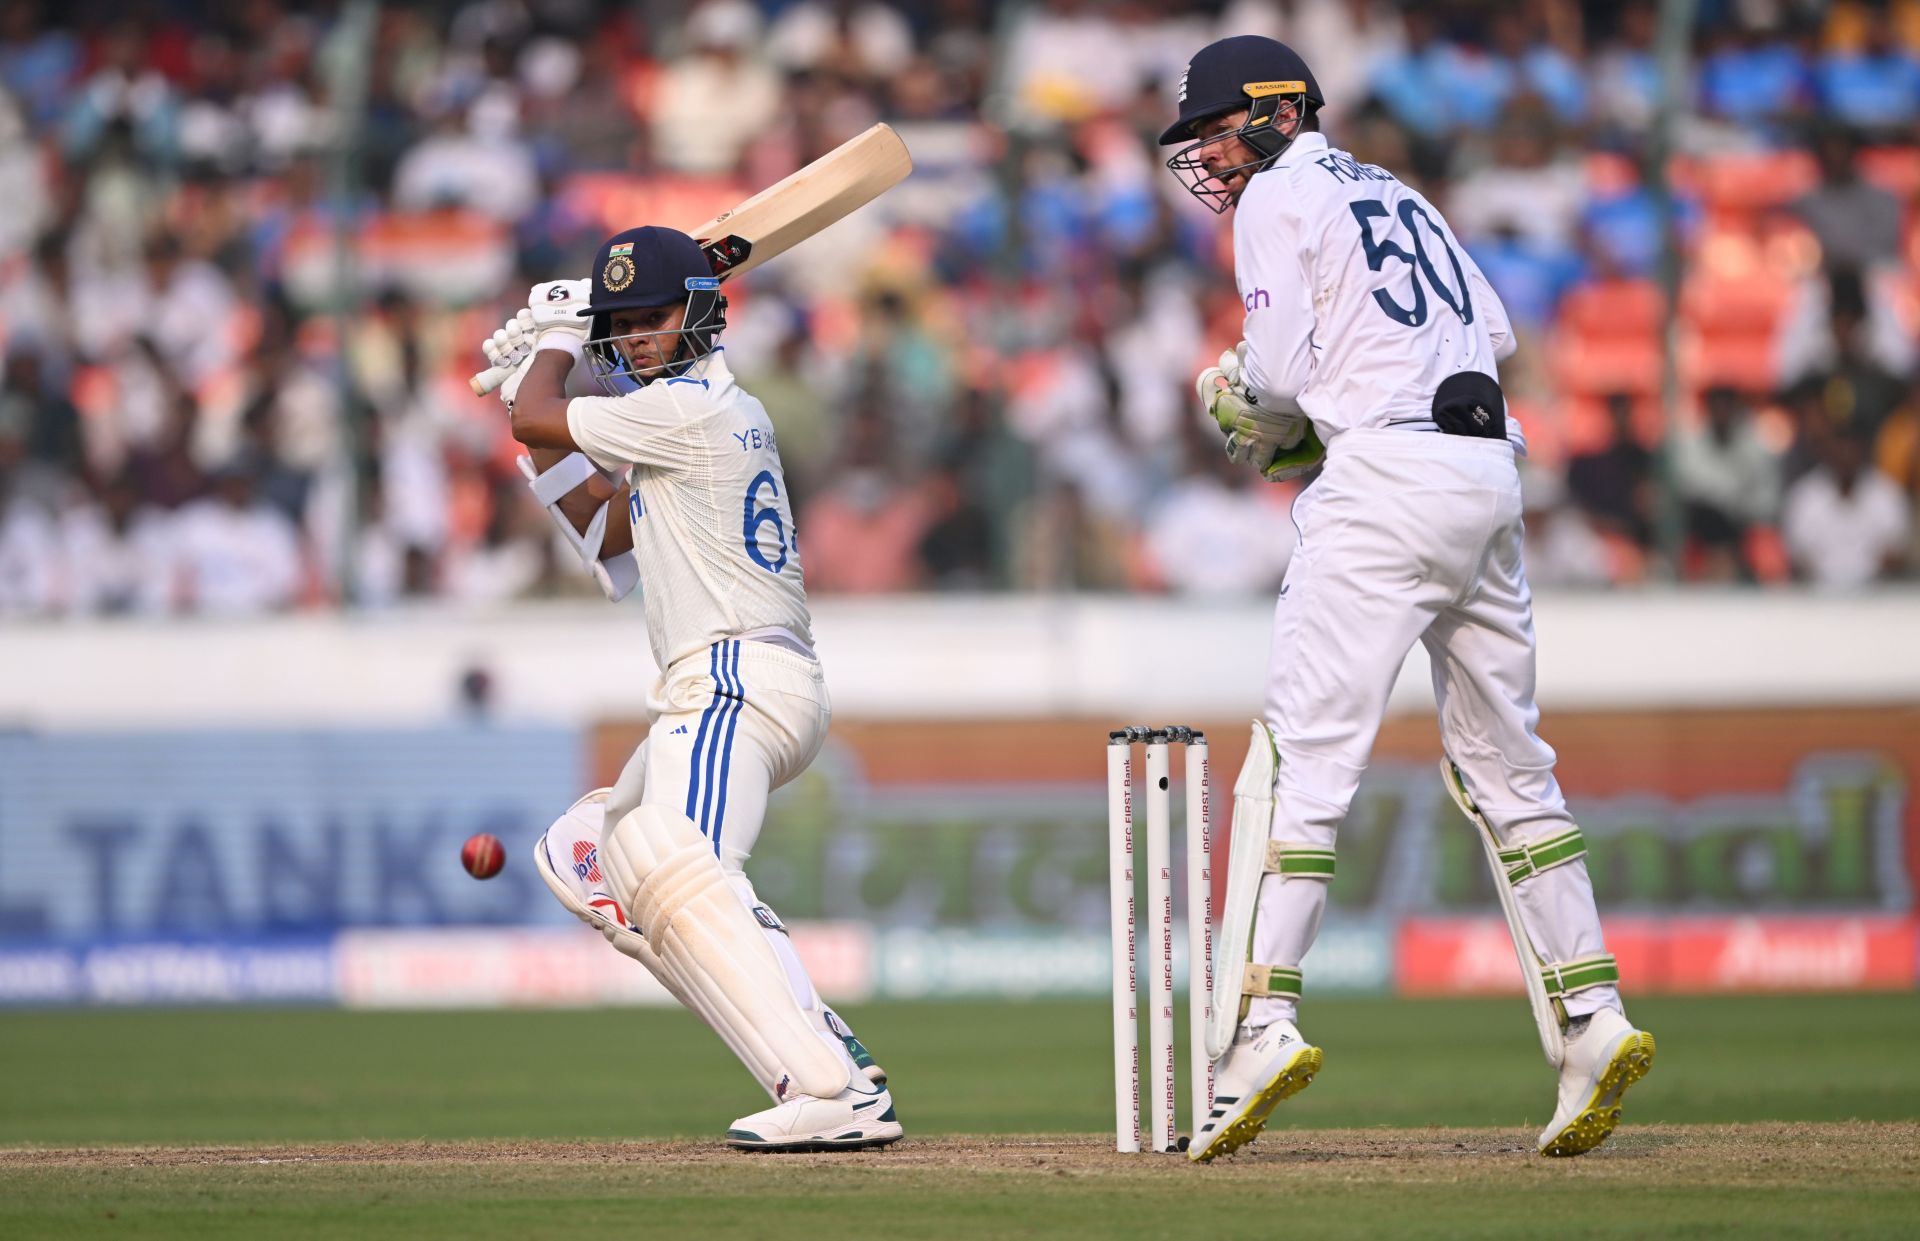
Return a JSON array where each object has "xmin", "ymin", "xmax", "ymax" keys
[
  {"xmin": 1793, "ymin": 127, "xmax": 1905, "ymax": 273},
  {"xmin": 1369, "ymin": 9, "xmax": 1484, "ymax": 143},
  {"xmin": 1143, "ymin": 429, "xmax": 1294, "ymax": 597},
  {"xmin": 1816, "ymin": 2, "xmax": 1920, "ymax": 134},
  {"xmin": 1671, "ymin": 387, "xmax": 1783, "ymax": 582},
  {"xmin": 1783, "ymin": 268, "xmax": 1912, "ymax": 436},
  {"xmin": 172, "ymin": 463, "xmax": 303, "ymax": 616},
  {"xmin": 649, "ymin": 0, "xmax": 780, "ymax": 175},
  {"xmin": 1566, "ymin": 393, "xmax": 1655, "ymax": 549},
  {"xmin": 0, "ymin": 82, "xmax": 50, "ymax": 260},
  {"xmin": 142, "ymin": 233, "xmax": 241, "ymax": 387},
  {"xmin": 391, "ymin": 105, "xmax": 540, "ymax": 224},
  {"xmin": 0, "ymin": 232, "xmax": 77, "ymax": 365},
  {"xmin": 0, "ymin": 1, "xmax": 80, "ymax": 129},
  {"xmin": 797, "ymin": 402, "xmax": 934, "ymax": 593},
  {"xmin": 1520, "ymin": 464, "xmax": 1614, "ymax": 588},
  {"xmin": 1698, "ymin": 15, "xmax": 1814, "ymax": 127},
  {"xmin": 0, "ymin": 350, "xmax": 81, "ymax": 480},
  {"xmin": 1482, "ymin": 8, "xmax": 1587, "ymax": 125},
  {"xmin": 1875, "ymin": 372, "xmax": 1920, "ymax": 566},
  {"xmin": 1469, "ymin": 223, "xmax": 1584, "ymax": 332},
  {"xmin": 0, "ymin": 401, "xmax": 57, "ymax": 614},
  {"xmin": 57, "ymin": 468, "xmax": 174, "ymax": 615},
  {"xmin": 443, "ymin": 478, "xmax": 543, "ymax": 606},
  {"xmin": 1782, "ymin": 429, "xmax": 1912, "ymax": 587},
  {"xmin": 1587, "ymin": 0, "xmax": 1663, "ymax": 140},
  {"xmin": 1448, "ymin": 100, "xmax": 1587, "ymax": 257},
  {"xmin": 767, "ymin": 0, "xmax": 915, "ymax": 80},
  {"xmin": 59, "ymin": 17, "xmax": 178, "ymax": 164}
]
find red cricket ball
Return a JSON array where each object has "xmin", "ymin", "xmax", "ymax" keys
[{"xmin": 461, "ymin": 833, "xmax": 506, "ymax": 880}]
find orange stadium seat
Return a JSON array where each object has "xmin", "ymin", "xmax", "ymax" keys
[
  {"xmin": 1693, "ymin": 151, "xmax": 1819, "ymax": 214},
  {"xmin": 1686, "ymin": 334, "xmax": 1780, "ymax": 391},
  {"xmin": 1560, "ymin": 394, "xmax": 1665, "ymax": 455},
  {"xmin": 1859, "ymin": 147, "xmax": 1920, "ymax": 200},
  {"xmin": 1553, "ymin": 335, "xmax": 1664, "ymax": 398},
  {"xmin": 1683, "ymin": 270, "xmax": 1793, "ymax": 334},
  {"xmin": 1557, "ymin": 279, "xmax": 1663, "ymax": 339}
]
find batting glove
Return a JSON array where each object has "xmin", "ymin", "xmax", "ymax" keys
[
  {"xmin": 526, "ymin": 279, "xmax": 592, "ymax": 349},
  {"xmin": 482, "ymin": 313, "xmax": 534, "ymax": 372}
]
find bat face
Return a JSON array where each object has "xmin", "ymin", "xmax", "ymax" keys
[{"xmin": 685, "ymin": 124, "xmax": 913, "ymax": 282}]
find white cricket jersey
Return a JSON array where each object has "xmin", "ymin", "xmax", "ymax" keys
[
  {"xmin": 565, "ymin": 350, "xmax": 813, "ymax": 670},
  {"xmin": 1234, "ymin": 133, "xmax": 1525, "ymax": 451}
]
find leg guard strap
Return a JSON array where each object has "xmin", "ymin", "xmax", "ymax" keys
[
  {"xmin": 1541, "ymin": 953, "xmax": 1619, "ymax": 999},
  {"xmin": 1268, "ymin": 841, "xmax": 1336, "ymax": 878},
  {"xmin": 1499, "ymin": 827, "xmax": 1587, "ymax": 884},
  {"xmin": 1242, "ymin": 964, "xmax": 1303, "ymax": 999}
]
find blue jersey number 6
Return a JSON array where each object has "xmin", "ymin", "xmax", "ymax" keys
[{"xmin": 743, "ymin": 469, "xmax": 789, "ymax": 573}]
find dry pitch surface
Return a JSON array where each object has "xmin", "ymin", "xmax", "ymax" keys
[{"xmin": 5, "ymin": 1123, "xmax": 1918, "ymax": 1239}]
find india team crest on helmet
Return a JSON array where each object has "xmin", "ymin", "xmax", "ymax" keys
[{"xmin": 603, "ymin": 254, "xmax": 635, "ymax": 293}]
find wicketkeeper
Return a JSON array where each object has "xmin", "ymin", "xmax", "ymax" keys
[{"xmin": 1160, "ymin": 36, "xmax": 1655, "ymax": 1163}]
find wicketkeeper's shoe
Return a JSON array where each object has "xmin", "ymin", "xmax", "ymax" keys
[
  {"xmin": 1187, "ymin": 1020, "xmax": 1322, "ymax": 1163},
  {"xmin": 1537, "ymin": 1007, "xmax": 1655, "ymax": 1157},
  {"xmin": 725, "ymin": 1079, "xmax": 903, "ymax": 1152}
]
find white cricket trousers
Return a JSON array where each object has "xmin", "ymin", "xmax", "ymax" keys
[
  {"xmin": 544, "ymin": 638, "xmax": 869, "ymax": 1099},
  {"xmin": 605, "ymin": 636, "xmax": 830, "ymax": 869},
  {"xmin": 1248, "ymin": 428, "xmax": 1620, "ymax": 1025}
]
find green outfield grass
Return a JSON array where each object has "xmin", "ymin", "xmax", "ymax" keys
[{"xmin": 2, "ymin": 994, "xmax": 1917, "ymax": 1238}]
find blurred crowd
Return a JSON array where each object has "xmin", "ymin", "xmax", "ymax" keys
[{"xmin": 0, "ymin": 0, "xmax": 1917, "ymax": 618}]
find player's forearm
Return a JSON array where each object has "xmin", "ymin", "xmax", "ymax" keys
[
  {"xmin": 508, "ymin": 351, "xmax": 579, "ymax": 450},
  {"xmin": 526, "ymin": 444, "xmax": 635, "ymax": 559}
]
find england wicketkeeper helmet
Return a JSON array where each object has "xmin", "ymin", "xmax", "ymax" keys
[
  {"xmin": 1160, "ymin": 36, "xmax": 1323, "ymax": 213},
  {"xmin": 581, "ymin": 225, "xmax": 728, "ymax": 393}
]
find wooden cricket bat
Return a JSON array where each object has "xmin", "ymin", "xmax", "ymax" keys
[{"xmin": 472, "ymin": 124, "xmax": 912, "ymax": 395}]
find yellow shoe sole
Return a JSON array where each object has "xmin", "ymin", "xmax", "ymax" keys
[
  {"xmin": 1540, "ymin": 1031, "xmax": 1656, "ymax": 1157},
  {"xmin": 1189, "ymin": 1046, "xmax": 1323, "ymax": 1164}
]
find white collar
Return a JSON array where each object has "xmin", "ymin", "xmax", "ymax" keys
[{"xmin": 1276, "ymin": 132, "xmax": 1329, "ymax": 169}]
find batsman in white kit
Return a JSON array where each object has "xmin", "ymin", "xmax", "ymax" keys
[
  {"xmin": 1161, "ymin": 37, "xmax": 1654, "ymax": 1163},
  {"xmin": 482, "ymin": 225, "xmax": 900, "ymax": 1151}
]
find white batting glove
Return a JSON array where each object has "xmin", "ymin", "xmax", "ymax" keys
[
  {"xmin": 497, "ymin": 347, "xmax": 541, "ymax": 410},
  {"xmin": 482, "ymin": 313, "xmax": 534, "ymax": 372},
  {"xmin": 526, "ymin": 279, "xmax": 592, "ymax": 350}
]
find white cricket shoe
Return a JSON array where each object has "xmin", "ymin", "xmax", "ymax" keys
[
  {"xmin": 1187, "ymin": 1020, "xmax": 1323, "ymax": 1163},
  {"xmin": 1537, "ymin": 1007, "xmax": 1655, "ymax": 1157},
  {"xmin": 725, "ymin": 1080, "xmax": 903, "ymax": 1152}
]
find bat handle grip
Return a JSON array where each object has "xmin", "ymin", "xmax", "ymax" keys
[{"xmin": 470, "ymin": 363, "xmax": 512, "ymax": 397}]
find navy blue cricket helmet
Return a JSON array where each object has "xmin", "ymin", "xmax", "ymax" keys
[
  {"xmin": 1160, "ymin": 36, "xmax": 1324, "ymax": 212},
  {"xmin": 582, "ymin": 226, "xmax": 728, "ymax": 390}
]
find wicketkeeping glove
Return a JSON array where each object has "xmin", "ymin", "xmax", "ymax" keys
[
  {"xmin": 1255, "ymin": 423, "xmax": 1326, "ymax": 482},
  {"xmin": 1196, "ymin": 345, "xmax": 1310, "ymax": 466}
]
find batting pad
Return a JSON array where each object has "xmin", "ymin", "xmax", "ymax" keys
[
  {"xmin": 532, "ymin": 794, "xmax": 785, "ymax": 1100},
  {"xmin": 599, "ymin": 805, "xmax": 853, "ymax": 1101}
]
